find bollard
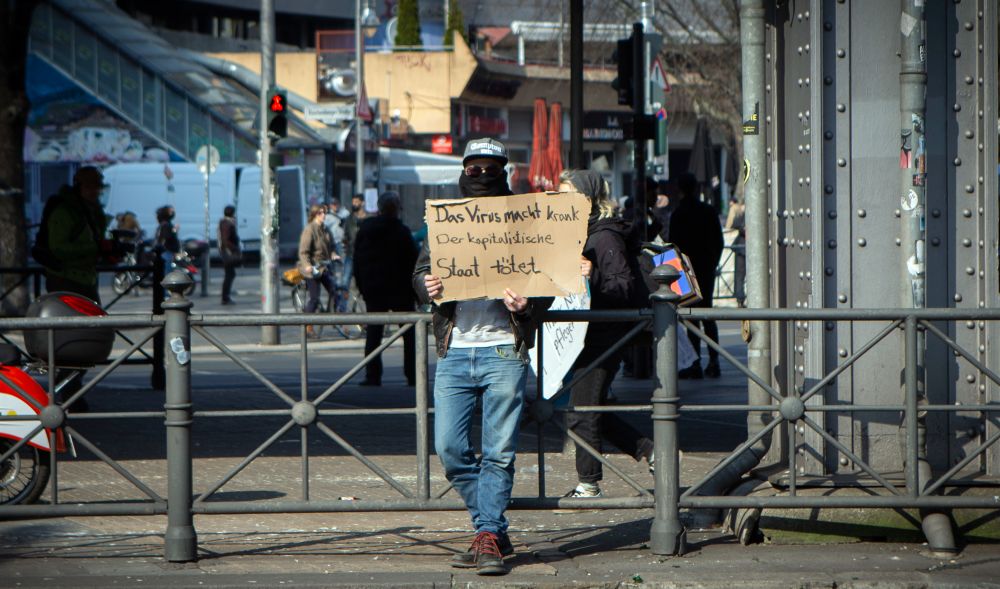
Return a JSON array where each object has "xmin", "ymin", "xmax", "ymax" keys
[
  {"xmin": 648, "ymin": 263, "xmax": 686, "ymax": 556},
  {"xmin": 161, "ymin": 270, "xmax": 198, "ymax": 562},
  {"xmin": 152, "ymin": 254, "xmax": 167, "ymax": 390}
]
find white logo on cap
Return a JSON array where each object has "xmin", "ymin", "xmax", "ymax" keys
[{"xmin": 469, "ymin": 141, "xmax": 503, "ymax": 154}]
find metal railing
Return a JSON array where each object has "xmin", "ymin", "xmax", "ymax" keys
[
  {"xmin": 0, "ymin": 260, "xmax": 167, "ymax": 388},
  {"xmin": 0, "ymin": 268, "xmax": 997, "ymax": 562}
]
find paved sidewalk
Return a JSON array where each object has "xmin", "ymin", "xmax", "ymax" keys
[{"xmin": 2, "ymin": 497, "xmax": 997, "ymax": 588}]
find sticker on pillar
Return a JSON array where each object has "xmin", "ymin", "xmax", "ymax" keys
[
  {"xmin": 900, "ymin": 128, "xmax": 913, "ymax": 169},
  {"xmin": 907, "ymin": 241, "xmax": 925, "ymax": 278},
  {"xmin": 913, "ymin": 129, "xmax": 926, "ymax": 176},
  {"xmin": 742, "ymin": 102, "xmax": 759, "ymax": 135},
  {"xmin": 900, "ymin": 12, "xmax": 918, "ymax": 37},
  {"xmin": 743, "ymin": 158, "xmax": 751, "ymax": 184},
  {"xmin": 902, "ymin": 189, "xmax": 918, "ymax": 211},
  {"xmin": 170, "ymin": 337, "xmax": 190, "ymax": 366}
]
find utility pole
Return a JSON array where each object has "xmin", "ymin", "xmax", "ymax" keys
[
  {"xmin": 899, "ymin": 0, "xmax": 926, "ymax": 318},
  {"xmin": 739, "ymin": 0, "xmax": 772, "ymax": 471},
  {"xmin": 898, "ymin": 0, "xmax": 954, "ymax": 552},
  {"xmin": 355, "ymin": 0, "xmax": 365, "ymax": 197},
  {"xmin": 640, "ymin": 2, "xmax": 654, "ymax": 173},
  {"xmin": 259, "ymin": 0, "xmax": 279, "ymax": 345},
  {"xmin": 630, "ymin": 22, "xmax": 646, "ymax": 240},
  {"xmin": 569, "ymin": 0, "xmax": 583, "ymax": 168}
]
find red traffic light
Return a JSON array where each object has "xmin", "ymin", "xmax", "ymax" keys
[{"xmin": 269, "ymin": 94, "xmax": 285, "ymax": 112}]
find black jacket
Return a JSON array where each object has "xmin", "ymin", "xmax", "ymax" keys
[
  {"xmin": 354, "ymin": 215, "xmax": 419, "ymax": 304},
  {"xmin": 583, "ymin": 216, "xmax": 645, "ymax": 343},
  {"xmin": 411, "ymin": 240, "xmax": 552, "ymax": 359},
  {"xmin": 667, "ymin": 197, "xmax": 724, "ymax": 293},
  {"xmin": 155, "ymin": 221, "xmax": 180, "ymax": 254}
]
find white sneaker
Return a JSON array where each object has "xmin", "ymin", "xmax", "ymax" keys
[{"xmin": 567, "ymin": 482, "xmax": 603, "ymax": 498}]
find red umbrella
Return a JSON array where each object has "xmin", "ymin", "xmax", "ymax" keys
[
  {"xmin": 546, "ymin": 102, "xmax": 563, "ymax": 190},
  {"xmin": 528, "ymin": 98, "xmax": 549, "ymax": 192}
]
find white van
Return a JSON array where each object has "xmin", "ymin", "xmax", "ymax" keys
[
  {"xmin": 235, "ymin": 165, "xmax": 307, "ymax": 258},
  {"xmin": 102, "ymin": 163, "xmax": 306, "ymax": 256}
]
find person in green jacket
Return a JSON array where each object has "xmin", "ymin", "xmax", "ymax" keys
[{"xmin": 44, "ymin": 166, "xmax": 109, "ymax": 302}]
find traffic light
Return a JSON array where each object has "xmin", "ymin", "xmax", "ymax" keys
[
  {"xmin": 266, "ymin": 86, "xmax": 288, "ymax": 138},
  {"xmin": 611, "ymin": 37, "xmax": 633, "ymax": 106}
]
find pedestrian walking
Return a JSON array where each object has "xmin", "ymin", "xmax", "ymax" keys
[
  {"xmin": 217, "ymin": 205, "xmax": 241, "ymax": 305},
  {"xmin": 413, "ymin": 138, "xmax": 552, "ymax": 576},
  {"xmin": 650, "ymin": 179, "xmax": 675, "ymax": 243},
  {"xmin": 323, "ymin": 203, "xmax": 346, "ymax": 262},
  {"xmin": 154, "ymin": 205, "xmax": 180, "ymax": 270},
  {"xmin": 559, "ymin": 170, "xmax": 654, "ymax": 498},
  {"xmin": 353, "ymin": 191, "xmax": 418, "ymax": 386},
  {"xmin": 668, "ymin": 172, "xmax": 725, "ymax": 378},
  {"xmin": 341, "ymin": 194, "xmax": 368, "ymax": 292},
  {"xmin": 37, "ymin": 166, "xmax": 111, "ymax": 303},
  {"xmin": 724, "ymin": 195, "xmax": 746, "ymax": 307},
  {"xmin": 35, "ymin": 165, "xmax": 114, "ymax": 412},
  {"xmin": 297, "ymin": 204, "xmax": 337, "ymax": 339}
]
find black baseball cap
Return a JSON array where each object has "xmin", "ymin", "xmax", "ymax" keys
[{"xmin": 462, "ymin": 138, "xmax": 509, "ymax": 166}]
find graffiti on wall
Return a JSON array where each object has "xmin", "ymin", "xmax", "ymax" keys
[{"xmin": 25, "ymin": 54, "xmax": 178, "ymax": 165}]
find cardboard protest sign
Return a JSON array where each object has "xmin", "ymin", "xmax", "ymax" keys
[
  {"xmin": 529, "ymin": 280, "xmax": 590, "ymax": 399},
  {"xmin": 426, "ymin": 192, "xmax": 590, "ymax": 302}
]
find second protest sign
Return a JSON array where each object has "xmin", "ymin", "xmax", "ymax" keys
[{"xmin": 426, "ymin": 191, "xmax": 590, "ymax": 302}]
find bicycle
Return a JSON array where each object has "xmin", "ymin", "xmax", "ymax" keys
[{"xmin": 289, "ymin": 261, "xmax": 366, "ymax": 339}]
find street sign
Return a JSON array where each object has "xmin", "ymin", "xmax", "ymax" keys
[
  {"xmin": 650, "ymin": 58, "xmax": 670, "ymax": 92},
  {"xmin": 304, "ymin": 104, "xmax": 355, "ymax": 124},
  {"xmin": 582, "ymin": 111, "xmax": 630, "ymax": 141},
  {"xmin": 195, "ymin": 144, "xmax": 219, "ymax": 297},
  {"xmin": 195, "ymin": 145, "xmax": 220, "ymax": 176}
]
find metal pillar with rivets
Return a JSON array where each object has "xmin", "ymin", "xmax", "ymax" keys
[
  {"xmin": 765, "ymin": 0, "xmax": 999, "ymax": 476},
  {"xmin": 928, "ymin": 0, "xmax": 1000, "ymax": 476}
]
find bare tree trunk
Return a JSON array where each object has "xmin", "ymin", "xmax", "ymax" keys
[{"xmin": 0, "ymin": 1, "xmax": 38, "ymax": 316}]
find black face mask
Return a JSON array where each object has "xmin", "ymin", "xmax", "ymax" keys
[{"xmin": 459, "ymin": 170, "xmax": 512, "ymax": 197}]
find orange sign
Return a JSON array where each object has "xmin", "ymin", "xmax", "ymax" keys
[{"xmin": 431, "ymin": 134, "xmax": 453, "ymax": 154}]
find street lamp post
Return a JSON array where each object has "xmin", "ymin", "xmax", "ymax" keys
[
  {"xmin": 260, "ymin": 0, "xmax": 279, "ymax": 345},
  {"xmin": 355, "ymin": 0, "xmax": 365, "ymax": 197},
  {"xmin": 354, "ymin": 1, "xmax": 380, "ymax": 201}
]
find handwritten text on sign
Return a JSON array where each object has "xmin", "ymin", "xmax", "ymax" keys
[{"xmin": 427, "ymin": 192, "xmax": 590, "ymax": 302}]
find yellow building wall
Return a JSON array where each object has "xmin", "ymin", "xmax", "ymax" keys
[
  {"xmin": 363, "ymin": 33, "xmax": 477, "ymax": 134},
  {"xmin": 209, "ymin": 52, "xmax": 318, "ymax": 102},
  {"xmin": 208, "ymin": 33, "xmax": 475, "ymax": 135}
]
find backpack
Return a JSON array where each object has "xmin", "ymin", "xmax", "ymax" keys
[
  {"xmin": 31, "ymin": 189, "xmax": 89, "ymax": 271},
  {"xmin": 637, "ymin": 242, "xmax": 702, "ymax": 307}
]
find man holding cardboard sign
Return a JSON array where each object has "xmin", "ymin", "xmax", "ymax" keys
[{"xmin": 413, "ymin": 138, "xmax": 586, "ymax": 576}]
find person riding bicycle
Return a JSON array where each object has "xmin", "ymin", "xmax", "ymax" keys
[{"xmin": 298, "ymin": 204, "xmax": 338, "ymax": 338}]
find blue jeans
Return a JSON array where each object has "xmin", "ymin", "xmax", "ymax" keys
[
  {"xmin": 434, "ymin": 345, "xmax": 528, "ymax": 535},
  {"xmin": 339, "ymin": 256, "xmax": 353, "ymax": 291}
]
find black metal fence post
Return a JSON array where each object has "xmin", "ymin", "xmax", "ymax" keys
[
  {"xmin": 152, "ymin": 254, "xmax": 166, "ymax": 390},
  {"xmin": 415, "ymin": 319, "xmax": 430, "ymax": 500},
  {"xmin": 162, "ymin": 270, "xmax": 197, "ymax": 562},
  {"xmin": 649, "ymin": 264, "xmax": 685, "ymax": 555}
]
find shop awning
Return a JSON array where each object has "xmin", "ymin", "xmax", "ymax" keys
[{"xmin": 379, "ymin": 147, "xmax": 462, "ymax": 186}]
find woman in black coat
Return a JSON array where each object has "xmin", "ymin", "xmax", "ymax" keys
[{"xmin": 560, "ymin": 170, "xmax": 653, "ymax": 498}]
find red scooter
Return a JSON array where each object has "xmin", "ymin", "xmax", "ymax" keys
[{"xmin": 0, "ymin": 292, "xmax": 113, "ymax": 504}]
